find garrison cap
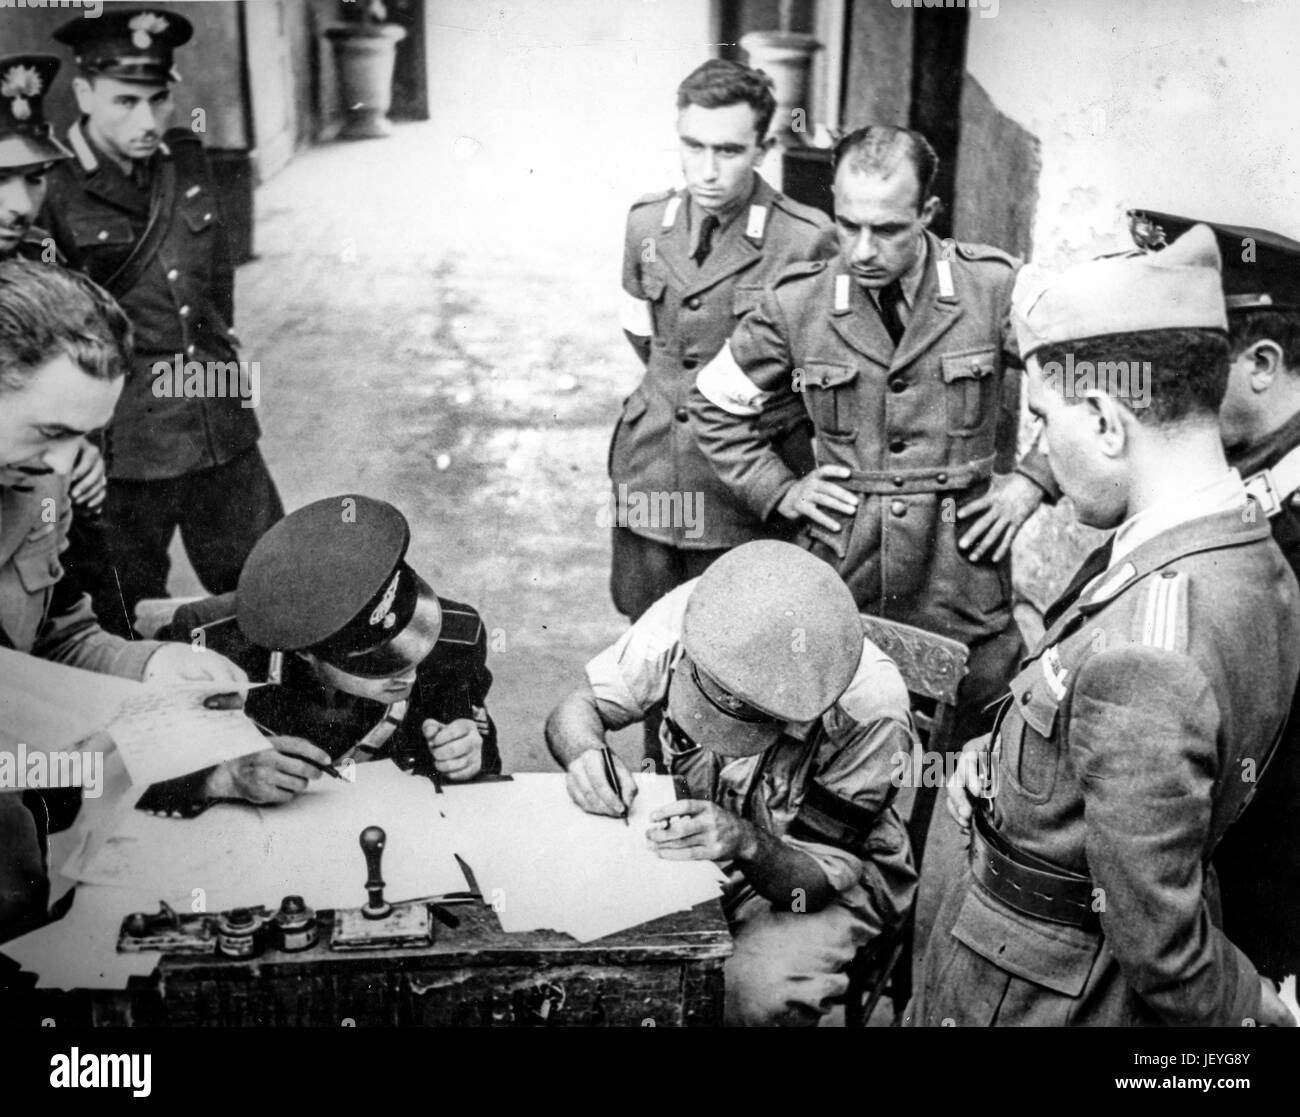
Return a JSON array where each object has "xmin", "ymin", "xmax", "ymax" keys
[
  {"xmin": 668, "ymin": 541, "xmax": 864, "ymax": 757},
  {"xmin": 53, "ymin": 8, "xmax": 192, "ymax": 85},
  {"xmin": 1012, "ymin": 224, "xmax": 1227, "ymax": 360},
  {"xmin": 0, "ymin": 54, "xmax": 72, "ymax": 168},
  {"xmin": 1129, "ymin": 208, "xmax": 1300, "ymax": 313},
  {"xmin": 237, "ymin": 495, "xmax": 442, "ymax": 678}
]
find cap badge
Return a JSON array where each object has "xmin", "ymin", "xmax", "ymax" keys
[
  {"xmin": 369, "ymin": 572, "xmax": 401, "ymax": 628},
  {"xmin": 129, "ymin": 12, "xmax": 170, "ymax": 49},
  {"xmin": 1, "ymin": 66, "xmax": 43, "ymax": 122}
]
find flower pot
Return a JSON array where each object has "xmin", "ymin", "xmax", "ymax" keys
[
  {"xmin": 740, "ymin": 30, "xmax": 822, "ymax": 146},
  {"xmin": 325, "ymin": 23, "xmax": 408, "ymax": 140}
]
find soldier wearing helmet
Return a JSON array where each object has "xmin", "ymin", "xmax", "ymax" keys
[{"xmin": 546, "ymin": 540, "xmax": 917, "ymax": 1026}]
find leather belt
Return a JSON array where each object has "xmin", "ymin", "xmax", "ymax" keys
[
  {"xmin": 970, "ymin": 809, "xmax": 1100, "ymax": 930},
  {"xmin": 839, "ymin": 454, "xmax": 996, "ymax": 495}
]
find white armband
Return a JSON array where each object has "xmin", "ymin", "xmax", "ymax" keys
[
  {"xmin": 695, "ymin": 342, "xmax": 769, "ymax": 417},
  {"xmin": 619, "ymin": 291, "xmax": 653, "ymax": 337}
]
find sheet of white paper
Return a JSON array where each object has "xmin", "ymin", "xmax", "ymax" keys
[
  {"xmin": 72, "ymin": 760, "xmax": 467, "ymax": 911},
  {"xmin": 0, "ymin": 886, "xmax": 162, "ymax": 991},
  {"xmin": 442, "ymin": 772, "xmax": 724, "ymax": 942},
  {"xmin": 0, "ymin": 646, "xmax": 139, "ymax": 757},
  {"xmin": 105, "ymin": 684, "xmax": 269, "ymax": 786},
  {"xmin": 1281, "ymin": 974, "xmax": 1300, "ymax": 1025}
]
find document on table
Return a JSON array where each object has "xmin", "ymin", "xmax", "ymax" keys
[
  {"xmin": 0, "ymin": 886, "xmax": 163, "ymax": 991},
  {"xmin": 441, "ymin": 772, "xmax": 725, "ymax": 942},
  {"xmin": 70, "ymin": 760, "xmax": 468, "ymax": 912}
]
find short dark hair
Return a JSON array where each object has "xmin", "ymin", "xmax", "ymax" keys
[
  {"xmin": 832, "ymin": 125, "xmax": 939, "ymax": 212},
  {"xmin": 1035, "ymin": 328, "xmax": 1229, "ymax": 427},
  {"xmin": 676, "ymin": 59, "xmax": 776, "ymax": 142},
  {"xmin": 0, "ymin": 259, "xmax": 133, "ymax": 394},
  {"xmin": 1228, "ymin": 308, "xmax": 1300, "ymax": 373}
]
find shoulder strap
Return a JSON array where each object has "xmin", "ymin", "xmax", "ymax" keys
[
  {"xmin": 101, "ymin": 155, "xmax": 177, "ymax": 300},
  {"xmin": 1243, "ymin": 443, "xmax": 1300, "ymax": 518}
]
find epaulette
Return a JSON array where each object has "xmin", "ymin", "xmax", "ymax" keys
[
  {"xmin": 773, "ymin": 258, "xmax": 829, "ymax": 287},
  {"xmin": 953, "ymin": 240, "xmax": 1021, "ymax": 269},
  {"xmin": 770, "ymin": 192, "xmax": 831, "ymax": 229},
  {"xmin": 630, "ymin": 187, "xmax": 676, "ymax": 210},
  {"xmin": 1131, "ymin": 569, "xmax": 1189, "ymax": 654},
  {"xmin": 436, "ymin": 602, "xmax": 484, "ymax": 647}
]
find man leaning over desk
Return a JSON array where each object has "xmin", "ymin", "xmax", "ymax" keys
[
  {"xmin": 0, "ymin": 260, "xmax": 245, "ymax": 943},
  {"xmin": 546, "ymin": 540, "xmax": 917, "ymax": 1026}
]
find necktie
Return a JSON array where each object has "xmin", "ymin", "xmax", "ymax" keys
[
  {"xmin": 1041, "ymin": 537, "xmax": 1116, "ymax": 631},
  {"xmin": 693, "ymin": 214, "xmax": 720, "ymax": 267},
  {"xmin": 877, "ymin": 281, "xmax": 906, "ymax": 346}
]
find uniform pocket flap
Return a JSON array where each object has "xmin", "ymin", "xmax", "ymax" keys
[
  {"xmin": 800, "ymin": 360, "xmax": 858, "ymax": 390},
  {"xmin": 639, "ymin": 270, "xmax": 667, "ymax": 301},
  {"xmin": 733, "ymin": 283, "xmax": 766, "ymax": 317},
  {"xmin": 15, "ymin": 545, "xmax": 62, "ymax": 593},
  {"xmin": 621, "ymin": 388, "xmax": 650, "ymax": 422},
  {"xmin": 181, "ymin": 202, "xmax": 218, "ymax": 233},
  {"xmin": 68, "ymin": 214, "xmax": 134, "ymax": 248},
  {"xmin": 951, "ymin": 883, "xmax": 1100, "ymax": 996},
  {"xmin": 941, "ymin": 347, "xmax": 997, "ymax": 382},
  {"xmin": 1007, "ymin": 659, "xmax": 1061, "ymax": 738}
]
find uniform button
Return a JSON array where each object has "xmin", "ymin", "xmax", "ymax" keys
[
  {"xmin": 892, "ymin": 476, "xmax": 904, "ymax": 488},
  {"xmin": 682, "ymin": 357, "xmax": 699, "ymax": 371},
  {"xmin": 185, "ymin": 344, "xmax": 197, "ymax": 356},
  {"xmin": 889, "ymin": 439, "xmax": 906, "ymax": 453},
  {"xmin": 179, "ymin": 304, "xmax": 191, "ymax": 317},
  {"xmin": 888, "ymin": 377, "xmax": 906, "ymax": 393},
  {"xmin": 889, "ymin": 499, "xmax": 906, "ymax": 517},
  {"xmin": 1021, "ymin": 687, "xmax": 1034, "ymax": 705},
  {"xmin": 675, "ymin": 407, "xmax": 689, "ymax": 423},
  {"xmin": 685, "ymin": 296, "xmax": 702, "ymax": 310},
  {"xmin": 97, "ymin": 230, "xmax": 109, "ymax": 241},
  {"xmin": 970, "ymin": 359, "xmax": 983, "ymax": 372},
  {"xmin": 167, "ymin": 268, "xmax": 179, "ymax": 281},
  {"xmin": 203, "ymin": 212, "xmax": 213, "ymax": 222},
  {"xmin": 47, "ymin": 559, "xmax": 60, "ymax": 577},
  {"xmin": 936, "ymin": 472, "xmax": 948, "ymax": 484}
]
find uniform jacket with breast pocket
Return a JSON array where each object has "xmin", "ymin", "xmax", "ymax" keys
[{"xmin": 612, "ymin": 175, "xmax": 835, "ymax": 549}]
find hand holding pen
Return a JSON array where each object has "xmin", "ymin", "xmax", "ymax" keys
[{"xmin": 565, "ymin": 745, "xmax": 638, "ymax": 819}]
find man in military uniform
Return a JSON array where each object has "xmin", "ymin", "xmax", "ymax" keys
[
  {"xmin": 914, "ymin": 226, "xmax": 1300, "ymax": 1027},
  {"xmin": 610, "ymin": 59, "xmax": 833, "ymax": 624},
  {"xmin": 0, "ymin": 51, "xmax": 113, "ymax": 632},
  {"xmin": 137, "ymin": 495, "xmax": 500, "ymax": 816},
  {"xmin": 41, "ymin": 9, "xmax": 283, "ymax": 636},
  {"xmin": 689, "ymin": 124, "xmax": 1055, "ymax": 750},
  {"xmin": 547, "ymin": 541, "xmax": 917, "ymax": 1026},
  {"xmin": 0, "ymin": 260, "xmax": 245, "ymax": 942},
  {"xmin": 1127, "ymin": 210, "xmax": 1300, "ymax": 984}
]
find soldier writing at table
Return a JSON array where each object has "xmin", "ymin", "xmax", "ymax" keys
[
  {"xmin": 137, "ymin": 495, "xmax": 500, "ymax": 816},
  {"xmin": 546, "ymin": 540, "xmax": 916, "ymax": 1026}
]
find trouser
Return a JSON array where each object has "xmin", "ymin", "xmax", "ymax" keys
[
  {"xmin": 723, "ymin": 888, "xmax": 876, "ymax": 1027},
  {"xmin": 83, "ymin": 446, "xmax": 284, "ymax": 637},
  {"xmin": 610, "ymin": 527, "xmax": 729, "ymax": 769}
]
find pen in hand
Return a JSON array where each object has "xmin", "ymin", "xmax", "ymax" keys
[{"xmin": 600, "ymin": 745, "xmax": 630, "ymax": 825}]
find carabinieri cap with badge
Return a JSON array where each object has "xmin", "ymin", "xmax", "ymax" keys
[
  {"xmin": 236, "ymin": 495, "xmax": 444, "ymax": 678},
  {"xmin": 53, "ymin": 7, "xmax": 193, "ymax": 85},
  {"xmin": 0, "ymin": 53, "xmax": 73, "ymax": 168}
]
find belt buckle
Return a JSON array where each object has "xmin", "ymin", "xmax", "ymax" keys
[{"xmin": 1244, "ymin": 469, "xmax": 1282, "ymax": 518}]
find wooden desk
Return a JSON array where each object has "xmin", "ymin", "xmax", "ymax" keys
[{"xmin": 14, "ymin": 900, "xmax": 731, "ymax": 1027}]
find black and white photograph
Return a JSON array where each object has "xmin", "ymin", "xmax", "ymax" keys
[{"xmin": 0, "ymin": 0, "xmax": 1298, "ymax": 1067}]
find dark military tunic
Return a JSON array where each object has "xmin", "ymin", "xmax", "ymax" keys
[
  {"xmin": 41, "ymin": 121, "xmax": 259, "ymax": 482},
  {"xmin": 914, "ymin": 500, "xmax": 1300, "ymax": 1026},
  {"xmin": 135, "ymin": 593, "xmax": 501, "ymax": 816},
  {"xmin": 614, "ymin": 175, "xmax": 834, "ymax": 550},
  {"xmin": 1215, "ymin": 412, "xmax": 1300, "ymax": 979}
]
